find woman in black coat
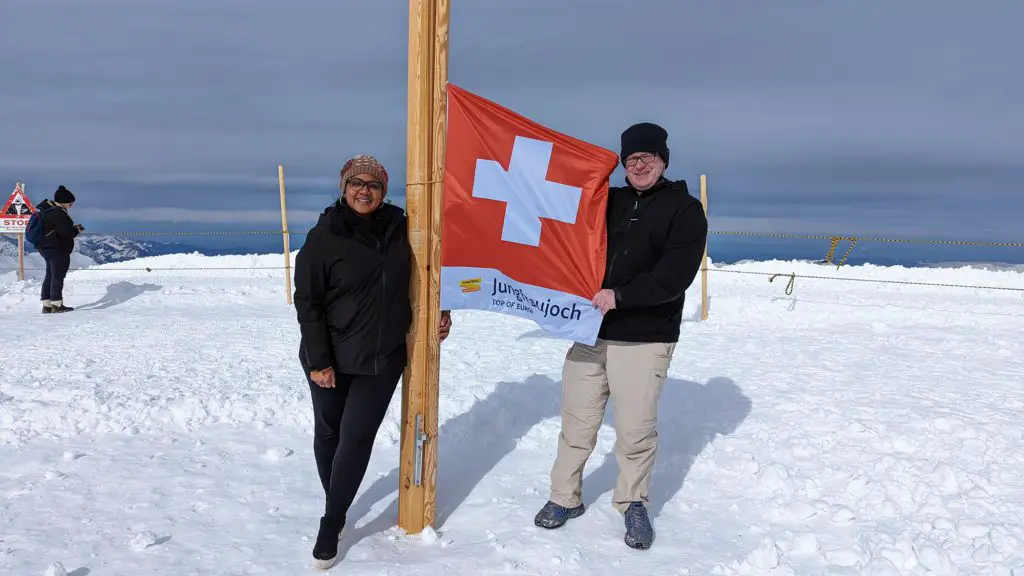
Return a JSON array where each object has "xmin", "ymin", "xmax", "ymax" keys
[{"xmin": 293, "ymin": 154, "xmax": 451, "ymax": 570}]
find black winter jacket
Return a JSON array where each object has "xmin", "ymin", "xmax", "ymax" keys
[
  {"xmin": 36, "ymin": 199, "xmax": 80, "ymax": 254},
  {"xmin": 294, "ymin": 200, "xmax": 413, "ymax": 376},
  {"xmin": 599, "ymin": 178, "xmax": 708, "ymax": 343}
]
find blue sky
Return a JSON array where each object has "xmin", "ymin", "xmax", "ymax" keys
[{"xmin": 2, "ymin": 0, "xmax": 1022, "ymax": 254}]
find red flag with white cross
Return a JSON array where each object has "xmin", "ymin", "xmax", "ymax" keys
[{"xmin": 440, "ymin": 83, "xmax": 619, "ymax": 344}]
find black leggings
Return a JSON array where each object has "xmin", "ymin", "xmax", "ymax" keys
[{"xmin": 307, "ymin": 370, "xmax": 401, "ymax": 522}]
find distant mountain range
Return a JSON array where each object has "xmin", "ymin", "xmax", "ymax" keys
[
  {"xmin": 0, "ymin": 234, "xmax": 234, "ymax": 265},
  {"xmin": 2, "ymin": 232, "xmax": 1020, "ymax": 270}
]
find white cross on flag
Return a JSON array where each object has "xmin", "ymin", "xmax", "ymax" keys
[{"xmin": 440, "ymin": 84, "xmax": 619, "ymax": 344}]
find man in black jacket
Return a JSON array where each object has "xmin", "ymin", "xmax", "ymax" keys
[
  {"xmin": 535, "ymin": 123, "xmax": 708, "ymax": 550},
  {"xmin": 36, "ymin": 185, "xmax": 84, "ymax": 313}
]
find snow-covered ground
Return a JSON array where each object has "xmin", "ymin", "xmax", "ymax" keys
[{"xmin": 1, "ymin": 253, "xmax": 1023, "ymax": 575}]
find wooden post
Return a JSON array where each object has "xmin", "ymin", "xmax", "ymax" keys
[
  {"xmin": 278, "ymin": 164, "xmax": 293, "ymax": 305},
  {"xmin": 424, "ymin": 0, "xmax": 448, "ymax": 527},
  {"xmin": 399, "ymin": 0, "xmax": 448, "ymax": 534},
  {"xmin": 17, "ymin": 233, "xmax": 25, "ymax": 281},
  {"xmin": 700, "ymin": 174, "xmax": 709, "ymax": 320},
  {"xmin": 17, "ymin": 180, "xmax": 26, "ymax": 281}
]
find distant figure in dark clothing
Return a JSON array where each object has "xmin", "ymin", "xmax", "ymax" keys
[
  {"xmin": 35, "ymin": 185, "xmax": 84, "ymax": 313},
  {"xmin": 293, "ymin": 154, "xmax": 452, "ymax": 570}
]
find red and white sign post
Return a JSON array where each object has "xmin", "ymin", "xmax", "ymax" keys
[{"xmin": 1, "ymin": 181, "xmax": 35, "ymax": 281}]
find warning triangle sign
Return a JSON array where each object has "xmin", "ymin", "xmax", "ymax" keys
[{"xmin": 1, "ymin": 183, "xmax": 35, "ymax": 217}]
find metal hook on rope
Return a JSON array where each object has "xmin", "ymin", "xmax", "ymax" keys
[{"xmin": 769, "ymin": 272, "xmax": 796, "ymax": 295}]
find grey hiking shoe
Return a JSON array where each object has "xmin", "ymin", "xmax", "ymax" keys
[
  {"xmin": 533, "ymin": 500, "xmax": 585, "ymax": 529},
  {"xmin": 623, "ymin": 501, "xmax": 654, "ymax": 549}
]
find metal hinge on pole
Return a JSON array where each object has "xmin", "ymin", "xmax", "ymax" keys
[{"xmin": 413, "ymin": 413, "xmax": 428, "ymax": 486}]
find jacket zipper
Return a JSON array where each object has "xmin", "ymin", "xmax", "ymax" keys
[
  {"xmin": 374, "ymin": 223, "xmax": 394, "ymax": 376},
  {"xmin": 375, "ymin": 238, "xmax": 384, "ymax": 376},
  {"xmin": 606, "ymin": 198, "xmax": 639, "ymax": 281}
]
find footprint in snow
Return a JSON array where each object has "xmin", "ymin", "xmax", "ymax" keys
[
  {"xmin": 263, "ymin": 447, "xmax": 294, "ymax": 461},
  {"xmin": 129, "ymin": 530, "xmax": 170, "ymax": 551},
  {"xmin": 43, "ymin": 468, "xmax": 66, "ymax": 480}
]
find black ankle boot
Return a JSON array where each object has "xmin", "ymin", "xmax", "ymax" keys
[{"xmin": 311, "ymin": 515, "xmax": 344, "ymax": 570}]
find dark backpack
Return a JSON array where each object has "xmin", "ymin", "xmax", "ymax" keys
[{"xmin": 25, "ymin": 205, "xmax": 56, "ymax": 247}]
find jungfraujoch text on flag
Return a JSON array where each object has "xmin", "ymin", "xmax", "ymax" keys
[{"xmin": 440, "ymin": 266, "xmax": 604, "ymax": 345}]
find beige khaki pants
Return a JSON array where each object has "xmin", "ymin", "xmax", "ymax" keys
[{"xmin": 549, "ymin": 338, "xmax": 675, "ymax": 513}]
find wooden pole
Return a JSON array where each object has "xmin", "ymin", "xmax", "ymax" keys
[
  {"xmin": 278, "ymin": 164, "xmax": 293, "ymax": 305},
  {"xmin": 17, "ymin": 233, "xmax": 25, "ymax": 282},
  {"xmin": 700, "ymin": 174, "xmax": 709, "ymax": 320},
  {"xmin": 399, "ymin": 0, "xmax": 447, "ymax": 534},
  {"xmin": 17, "ymin": 180, "xmax": 25, "ymax": 281},
  {"xmin": 423, "ymin": 0, "xmax": 448, "ymax": 528}
]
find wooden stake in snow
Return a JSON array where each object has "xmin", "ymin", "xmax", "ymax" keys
[
  {"xmin": 278, "ymin": 164, "xmax": 293, "ymax": 305},
  {"xmin": 17, "ymin": 231, "xmax": 25, "ymax": 282},
  {"xmin": 700, "ymin": 174, "xmax": 709, "ymax": 320},
  {"xmin": 399, "ymin": 0, "xmax": 449, "ymax": 534}
]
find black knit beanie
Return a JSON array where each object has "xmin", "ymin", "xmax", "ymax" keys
[
  {"xmin": 619, "ymin": 122, "xmax": 670, "ymax": 168},
  {"xmin": 54, "ymin": 185, "xmax": 76, "ymax": 204}
]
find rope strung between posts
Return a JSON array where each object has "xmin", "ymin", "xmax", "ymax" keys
[
  {"xmin": 4, "ymin": 264, "xmax": 1021, "ymax": 295},
  {"xmin": 711, "ymin": 268, "xmax": 1024, "ymax": 294},
  {"xmin": 404, "ymin": 179, "xmax": 445, "ymax": 187},
  {"xmin": 73, "ymin": 230, "xmax": 309, "ymax": 237},
  {"xmin": 710, "ymin": 230, "xmax": 1024, "ymax": 248},
  {"xmin": 56, "ymin": 180, "xmax": 445, "ymax": 238},
  {"xmin": 713, "ymin": 230, "xmax": 1022, "ymax": 269},
  {"xmin": 2, "ymin": 266, "xmax": 291, "ymax": 273},
  {"xmin": 42, "ymin": 228, "xmax": 1021, "ymax": 248}
]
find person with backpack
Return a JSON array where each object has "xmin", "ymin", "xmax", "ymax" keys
[{"xmin": 26, "ymin": 185, "xmax": 84, "ymax": 313}]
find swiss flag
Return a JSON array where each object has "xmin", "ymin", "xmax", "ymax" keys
[{"xmin": 440, "ymin": 84, "xmax": 619, "ymax": 343}]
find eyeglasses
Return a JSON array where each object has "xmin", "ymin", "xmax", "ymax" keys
[
  {"xmin": 624, "ymin": 153, "xmax": 659, "ymax": 167},
  {"xmin": 347, "ymin": 178, "xmax": 383, "ymax": 193}
]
